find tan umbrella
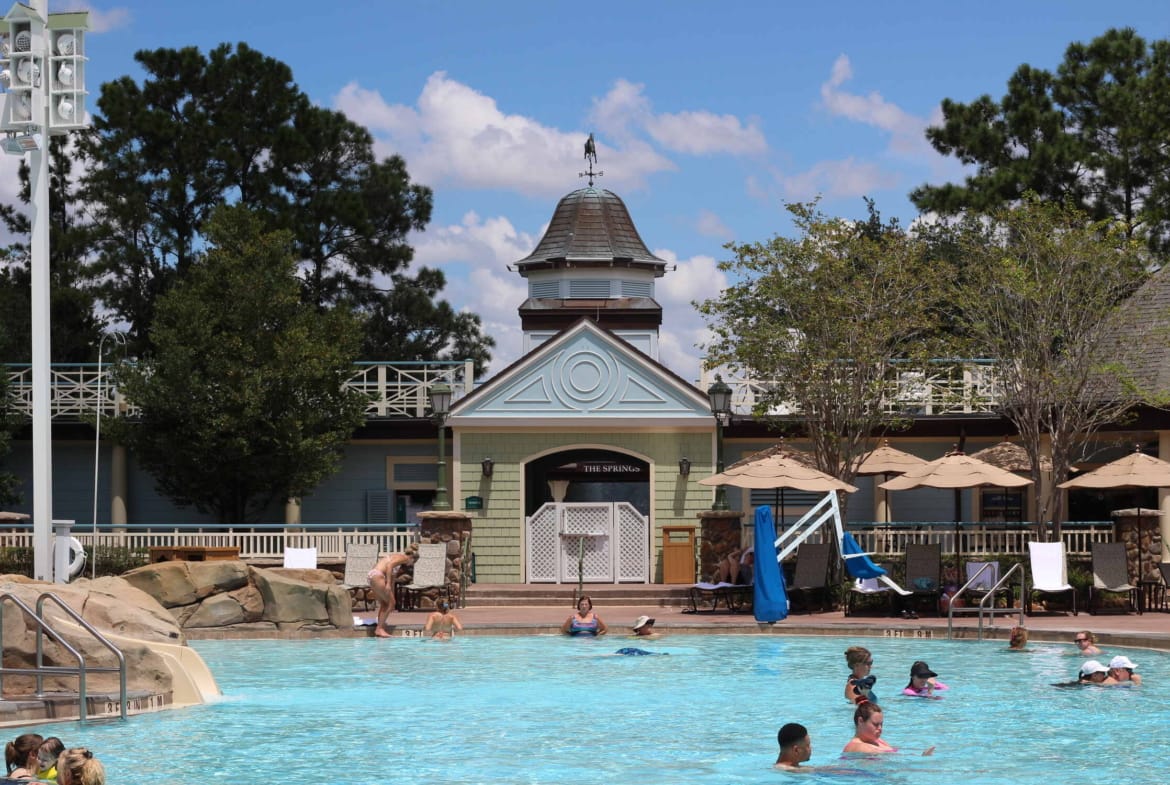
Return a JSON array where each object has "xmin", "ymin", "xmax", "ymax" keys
[
  {"xmin": 854, "ymin": 440, "xmax": 928, "ymax": 524},
  {"xmin": 700, "ymin": 442, "xmax": 856, "ymax": 526},
  {"xmin": 969, "ymin": 441, "xmax": 1053, "ymax": 473},
  {"xmin": 1057, "ymin": 448, "xmax": 1170, "ymax": 489},
  {"xmin": 880, "ymin": 450, "xmax": 1033, "ymax": 559},
  {"xmin": 0, "ymin": 511, "xmax": 29, "ymax": 521}
]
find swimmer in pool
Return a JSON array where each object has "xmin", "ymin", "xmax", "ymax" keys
[
  {"xmin": 844, "ymin": 645, "xmax": 876, "ymax": 704},
  {"xmin": 369, "ymin": 552, "xmax": 411, "ymax": 637},
  {"xmin": 774, "ymin": 722, "xmax": 813, "ymax": 770},
  {"xmin": 902, "ymin": 660, "xmax": 948, "ymax": 699},
  {"xmin": 1077, "ymin": 659, "xmax": 1118, "ymax": 685},
  {"xmin": 843, "ymin": 701, "xmax": 934, "ymax": 756},
  {"xmin": 1071, "ymin": 630, "xmax": 1103, "ymax": 656},
  {"xmin": 561, "ymin": 595, "xmax": 607, "ymax": 637},
  {"xmin": 1007, "ymin": 625, "xmax": 1029, "ymax": 651},
  {"xmin": 424, "ymin": 599, "xmax": 463, "ymax": 640},
  {"xmin": 1108, "ymin": 655, "xmax": 1141, "ymax": 685}
]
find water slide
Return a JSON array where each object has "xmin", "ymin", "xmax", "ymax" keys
[{"xmin": 752, "ymin": 505, "xmax": 789, "ymax": 622}]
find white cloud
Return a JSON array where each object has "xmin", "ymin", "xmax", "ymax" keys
[
  {"xmin": 695, "ymin": 209, "xmax": 733, "ymax": 240},
  {"xmin": 778, "ymin": 158, "xmax": 899, "ymax": 201},
  {"xmin": 74, "ymin": 3, "xmax": 132, "ymax": 33},
  {"xmin": 591, "ymin": 79, "xmax": 767, "ymax": 156},
  {"xmin": 334, "ymin": 73, "xmax": 675, "ymax": 197},
  {"xmin": 653, "ymin": 250, "xmax": 728, "ymax": 382},
  {"xmin": 820, "ymin": 54, "xmax": 937, "ymax": 161}
]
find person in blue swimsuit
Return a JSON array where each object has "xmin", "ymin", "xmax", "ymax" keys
[{"xmin": 561, "ymin": 595, "xmax": 607, "ymax": 636}]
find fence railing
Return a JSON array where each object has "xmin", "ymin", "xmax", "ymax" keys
[
  {"xmin": 4, "ymin": 521, "xmax": 1118, "ymax": 569},
  {"xmin": 2, "ymin": 524, "xmax": 420, "ymax": 563},
  {"xmin": 4, "ymin": 360, "xmax": 475, "ymax": 422},
  {"xmin": 739, "ymin": 521, "xmax": 1115, "ymax": 560}
]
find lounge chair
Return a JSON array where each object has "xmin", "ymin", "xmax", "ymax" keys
[
  {"xmin": 686, "ymin": 580, "xmax": 739, "ymax": 613},
  {"xmin": 964, "ymin": 560, "xmax": 1010, "ymax": 607},
  {"xmin": 1026, "ymin": 541, "xmax": 1077, "ymax": 615},
  {"xmin": 401, "ymin": 543, "xmax": 450, "ymax": 610},
  {"xmin": 845, "ymin": 562, "xmax": 900, "ymax": 616},
  {"xmin": 785, "ymin": 542, "xmax": 831, "ymax": 613},
  {"xmin": 904, "ymin": 543, "xmax": 942, "ymax": 615},
  {"xmin": 1089, "ymin": 542, "xmax": 1137, "ymax": 615},
  {"xmin": 341, "ymin": 542, "xmax": 380, "ymax": 611},
  {"xmin": 282, "ymin": 547, "xmax": 317, "ymax": 569},
  {"xmin": 840, "ymin": 532, "xmax": 911, "ymax": 597}
]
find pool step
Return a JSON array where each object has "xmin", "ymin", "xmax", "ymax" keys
[{"xmin": 463, "ymin": 583, "xmax": 696, "ymax": 608}]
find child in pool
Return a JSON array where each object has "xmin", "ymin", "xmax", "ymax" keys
[{"xmin": 902, "ymin": 660, "xmax": 948, "ymax": 698}]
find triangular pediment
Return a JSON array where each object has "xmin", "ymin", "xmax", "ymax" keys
[{"xmin": 450, "ymin": 320, "xmax": 711, "ymax": 422}]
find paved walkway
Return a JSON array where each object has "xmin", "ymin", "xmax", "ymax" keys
[{"xmin": 364, "ymin": 603, "xmax": 1170, "ymax": 651}]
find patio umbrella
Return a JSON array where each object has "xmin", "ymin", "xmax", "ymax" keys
[
  {"xmin": 1058, "ymin": 448, "xmax": 1170, "ymax": 582},
  {"xmin": 0, "ymin": 511, "xmax": 29, "ymax": 521},
  {"xmin": 880, "ymin": 450, "xmax": 1033, "ymax": 560},
  {"xmin": 699, "ymin": 442, "xmax": 857, "ymax": 525},
  {"xmin": 969, "ymin": 441, "xmax": 1053, "ymax": 473},
  {"xmin": 853, "ymin": 440, "xmax": 927, "ymax": 523}
]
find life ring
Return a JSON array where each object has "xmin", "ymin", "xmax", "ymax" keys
[{"xmin": 54, "ymin": 536, "xmax": 86, "ymax": 578}]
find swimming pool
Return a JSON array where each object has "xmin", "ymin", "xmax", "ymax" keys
[{"xmin": 18, "ymin": 635, "xmax": 1168, "ymax": 784}]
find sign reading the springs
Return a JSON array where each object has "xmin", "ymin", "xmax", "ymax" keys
[{"xmin": 581, "ymin": 462, "xmax": 643, "ymax": 474}]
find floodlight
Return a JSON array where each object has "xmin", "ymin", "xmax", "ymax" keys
[
  {"xmin": 0, "ymin": 69, "xmax": 9, "ymax": 88},
  {"xmin": 2, "ymin": 133, "xmax": 42, "ymax": 154},
  {"xmin": 54, "ymin": 32, "xmax": 74, "ymax": 55},
  {"xmin": 15, "ymin": 58, "xmax": 39, "ymax": 86},
  {"xmin": 12, "ymin": 93, "xmax": 31, "ymax": 121},
  {"xmin": 55, "ymin": 62, "xmax": 72, "ymax": 87},
  {"xmin": 13, "ymin": 30, "xmax": 30, "ymax": 52}
]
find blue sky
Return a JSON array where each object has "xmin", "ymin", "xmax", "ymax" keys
[{"xmin": 19, "ymin": 1, "xmax": 1170, "ymax": 380}]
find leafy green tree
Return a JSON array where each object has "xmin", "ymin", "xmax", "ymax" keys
[
  {"xmin": 108, "ymin": 206, "xmax": 367, "ymax": 523},
  {"xmin": 78, "ymin": 43, "xmax": 490, "ymax": 365},
  {"xmin": 912, "ymin": 28, "xmax": 1170, "ymax": 255},
  {"xmin": 951, "ymin": 197, "xmax": 1148, "ymax": 536},
  {"xmin": 698, "ymin": 202, "xmax": 951, "ymax": 488},
  {"xmin": 0, "ymin": 137, "xmax": 105, "ymax": 362}
]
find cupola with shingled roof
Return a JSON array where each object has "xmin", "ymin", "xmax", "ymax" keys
[{"xmin": 512, "ymin": 134, "xmax": 669, "ymax": 360}]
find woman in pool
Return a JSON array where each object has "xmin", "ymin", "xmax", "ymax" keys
[
  {"xmin": 424, "ymin": 599, "xmax": 463, "ymax": 640},
  {"xmin": 561, "ymin": 595, "xmax": 607, "ymax": 636},
  {"xmin": 5, "ymin": 733, "xmax": 43, "ymax": 779},
  {"xmin": 902, "ymin": 660, "xmax": 948, "ymax": 698},
  {"xmin": 1077, "ymin": 659, "xmax": 1118, "ymax": 685},
  {"xmin": 369, "ymin": 552, "xmax": 412, "ymax": 638},
  {"xmin": 843, "ymin": 701, "xmax": 935, "ymax": 756},
  {"xmin": 1007, "ymin": 625, "xmax": 1029, "ymax": 650},
  {"xmin": 55, "ymin": 747, "xmax": 105, "ymax": 785},
  {"xmin": 843, "ymin": 645, "xmax": 876, "ymax": 704}
]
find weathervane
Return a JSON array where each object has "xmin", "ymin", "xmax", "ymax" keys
[{"xmin": 579, "ymin": 132, "xmax": 603, "ymax": 186}]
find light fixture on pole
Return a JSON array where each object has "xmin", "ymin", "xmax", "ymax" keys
[
  {"xmin": 90, "ymin": 331, "xmax": 125, "ymax": 579},
  {"xmin": 0, "ymin": 2, "xmax": 90, "ymax": 581},
  {"xmin": 481, "ymin": 457, "xmax": 494, "ymax": 478},
  {"xmin": 706, "ymin": 374, "xmax": 732, "ymax": 511},
  {"xmin": 428, "ymin": 381, "xmax": 452, "ymax": 511}
]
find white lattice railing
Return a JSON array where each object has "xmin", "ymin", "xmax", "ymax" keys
[
  {"xmin": 0, "ymin": 526, "xmax": 419, "ymax": 562},
  {"xmin": 4, "ymin": 360, "xmax": 475, "ymax": 422},
  {"xmin": 737, "ymin": 522, "xmax": 1116, "ymax": 560},
  {"xmin": 700, "ymin": 359, "xmax": 1002, "ymax": 416}
]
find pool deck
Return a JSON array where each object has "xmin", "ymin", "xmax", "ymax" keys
[{"xmin": 348, "ymin": 602, "xmax": 1170, "ymax": 651}]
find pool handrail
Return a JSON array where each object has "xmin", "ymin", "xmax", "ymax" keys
[{"xmin": 946, "ymin": 562, "xmax": 1025, "ymax": 640}]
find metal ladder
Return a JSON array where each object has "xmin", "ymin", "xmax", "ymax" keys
[
  {"xmin": 0, "ymin": 591, "xmax": 128, "ymax": 721},
  {"xmin": 946, "ymin": 562, "xmax": 1025, "ymax": 640}
]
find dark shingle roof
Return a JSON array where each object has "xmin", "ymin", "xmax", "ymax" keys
[
  {"xmin": 514, "ymin": 187, "xmax": 666, "ymax": 272},
  {"xmin": 1101, "ymin": 265, "xmax": 1170, "ymax": 396}
]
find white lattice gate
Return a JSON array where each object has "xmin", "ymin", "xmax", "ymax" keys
[{"xmin": 525, "ymin": 502, "xmax": 649, "ymax": 583}]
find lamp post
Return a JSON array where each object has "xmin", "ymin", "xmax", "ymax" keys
[
  {"xmin": 0, "ymin": 2, "xmax": 90, "ymax": 581},
  {"xmin": 707, "ymin": 374, "xmax": 732, "ymax": 511},
  {"xmin": 90, "ymin": 331, "xmax": 125, "ymax": 578},
  {"xmin": 428, "ymin": 381, "xmax": 452, "ymax": 511}
]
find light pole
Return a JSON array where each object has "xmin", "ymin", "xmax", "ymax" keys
[
  {"xmin": 0, "ymin": 2, "xmax": 90, "ymax": 581},
  {"xmin": 428, "ymin": 381, "xmax": 452, "ymax": 511},
  {"xmin": 707, "ymin": 374, "xmax": 732, "ymax": 511},
  {"xmin": 90, "ymin": 331, "xmax": 125, "ymax": 578}
]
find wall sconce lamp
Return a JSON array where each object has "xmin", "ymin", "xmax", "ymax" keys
[
  {"xmin": 678, "ymin": 457, "xmax": 691, "ymax": 477},
  {"xmin": 481, "ymin": 457, "xmax": 494, "ymax": 477}
]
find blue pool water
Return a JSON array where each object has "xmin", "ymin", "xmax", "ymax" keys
[{"xmin": 19, "ymin": 634, "xmax": 1170, "ymax": 784}]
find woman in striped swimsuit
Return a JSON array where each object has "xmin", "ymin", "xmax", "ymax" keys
[{"xmin": 561, "ymin": 595, "xmax": 608, "ymax": 636}]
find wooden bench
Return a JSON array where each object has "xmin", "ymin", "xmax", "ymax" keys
[{"xmin": 149, "ymin": 546, "xmax": 240, "ymax": 563}]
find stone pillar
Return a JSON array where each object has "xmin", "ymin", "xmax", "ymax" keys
[
  {"xmin": 284, "ymin": 498, "xmax": 302, "ymax": 527},
  {"xmin": 110, "ymin": 443, "xmax": 128, "ymax": 530},
  {"xmin": 1113, "ymin": 508, "xmax": 1162, "ymax": 582},
  {"xmin": 416, "ymin": 511, "xmax": 473, "ymax": 607},
  {"xmin": 696, "ymin": 510, "xmax": 744, "ymax": 580}
]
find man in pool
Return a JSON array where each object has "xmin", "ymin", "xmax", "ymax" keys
[
  {"xmin": 631, "ymin": 615, "xmax": 660, "ymax": 637},
  {"xmin": 774, "ymin": 723, "xmax": 813, "ymax": 770}
]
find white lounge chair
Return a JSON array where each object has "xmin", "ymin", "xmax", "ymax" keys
[
  {"xmin": 1026, "ymin": 541, "xmax": 1076, "ymax": 615},
  {"xmin": 283, "ymin": 547, "xmax": 317, "ymax": 569}
]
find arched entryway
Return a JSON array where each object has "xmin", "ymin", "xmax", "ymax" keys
[{"xmin": 524, "ymin": 448, "xmax": 651, "ymax": 584}]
